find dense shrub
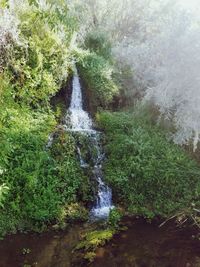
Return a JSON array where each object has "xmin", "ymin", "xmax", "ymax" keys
[
  {"xmin": 97, "ymin": 108, "xmax": 200, "ymax": 218},
  {"xmin": 0, "ymin": 109, "xmax": 92, "ymax": 236},
  {"xmin": 84, "ymin": 31, "xmax": 112, "ymax": 60},
  {"xmin": 0, "ymin": 1, "xmax": 92, "ymax": 237},
  {"xmin": 11, "ymin": 3, "xmax": 73, "ymax": 106},
  {"xmin": 75, "ymin": 49, "xmax": 119, "ymax": 109}
]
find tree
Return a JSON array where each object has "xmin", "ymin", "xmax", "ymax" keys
[
  {"xmin": 115, "ymin": 2, "xmax": 200, "ymax": 149},
  {"xmin": 82, "ymin": 0, "xmax": 200, "ymax": 150}
]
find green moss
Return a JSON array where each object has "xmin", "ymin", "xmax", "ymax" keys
[
  {"xmin": 76, "ymin": 229, "xmax": 114, "ymax": 251},
  {"xmin": 74, "ymin": 227, "xmax": 116, "ymax": 264},
  {"xmin": 84, "ymin": 251, "xmax": 97, "ymax": 263}
]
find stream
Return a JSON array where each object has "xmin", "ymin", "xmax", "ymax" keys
[
  {"xmin": 0, "ymin": 71, "xmax": 200, "ymax": 267},
  {"xmin": 66, "ymin": 69, "xmax": 113, "ymax": 218}
]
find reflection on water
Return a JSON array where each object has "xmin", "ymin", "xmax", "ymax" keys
[
  {"xmin": 0, "ymin": 219, "xmax": 200, "ymax": 267},
  {"xmin": 93, "ymin": 218, "xmax": 200, "ymax": 267},
  {"xmin": 0, "ymin": 224, "xmax": 83, "ymax": 267}
]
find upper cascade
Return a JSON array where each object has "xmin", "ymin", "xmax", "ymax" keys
[{"xmin": 68, "ymin": 73, "xmax": 93, "ymax": 131}]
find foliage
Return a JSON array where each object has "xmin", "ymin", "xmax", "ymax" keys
[
  {"xmin": 0, "ymin": 183, "xmax": 9, "ymax": 208},
  {"xmin": 0, "ymin": 105, "xmax": 55, "ymax": 235},
  {"xmin": 75, "ymin": 228, "xmax": 114, "ymax": 262},
  {"xmin": 97, "ymin": 106, "xmax": 200, "ymax": 218},
  {"xmin": 67, "ymin": 0, "xmax": 151, "ymax": 43},
  {"xmin": 84, "ymin": 30, "xmax": 112, "ymax": 60},
  {"xmin": 76, "ymin": 229, "xmax": 114, "ymax": 251},
  {"xmin": 111, "ymin": 0, "xmax": 200, "ymax": 149},
  {"xmin": 0, "ymin": 0, "xmax": 93, "ymax": 237},
  {"xmin": 108, "ymin": 208, "xmax": 122, "ymax": 229},
  {"xmin": 0, "ymin": 112, "xmax": 92, "ymax": 236},
  {"xmin": 69, "ymin": 0, "xmax": 200, "ymax": 149},
  {"xmin": 0, "ymin": 0, "xmax": 75, "ymax": 107},
  {"xmin": 1, "ymin": 0, "xmax": 200, "ymax": 240},
  {"xmin": 59, "ymin": 203, "xmax": 89, "ymax": 223},
  {"xmin": 0, "ymin": 7, "xmax": 20, "ymax": 71},
  {"xmin": 75, "ymin": 49, "xmax": 119, "ymax": 109},
  {"xmin": 50, "ymin": 130, "xmax": 93, "ymax": 205},
  {"xmin": 112, "ymin": 64, "xmax": 142, "ymax": 108}
]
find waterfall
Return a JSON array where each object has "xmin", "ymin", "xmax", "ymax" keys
[
  {"xmin": 67, "ymin": 70, "xmax": 113, "ymax": 219},
  {"xmin": 69, "ymin": 74, "xmax": 93, "ymax": 131}
]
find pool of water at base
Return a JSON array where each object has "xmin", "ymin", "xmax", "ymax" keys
[
  {"xmin": 0, "ymin": 218, "xmax": 200, "ymax": 267},
  {"xmin": 93, "ymin": 218, "xmax": 200, "ymax": 267}
]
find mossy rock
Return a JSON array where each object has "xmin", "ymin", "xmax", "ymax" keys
[
  {"xmin": 76, "ymin": 229, "xmax": 114, "ymax": 251},
  {"xmin": 73, "ymin": 228, "xmax": 115, "ymax": 263}
]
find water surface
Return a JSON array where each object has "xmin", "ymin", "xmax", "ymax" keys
[
  {"xmin": 0, "ymin": 219, "xmax": 200, "ymax": 267},
  {"xmin": 93, "ymin": 218, "xmax": 200, "ymax": 267},
  {"xmin": 0, "ymin": 224, "xmax": 83, "ymax": 267}
]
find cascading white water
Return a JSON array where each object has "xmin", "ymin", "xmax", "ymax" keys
[
  {"xmin": 69, "ymin": 73, "xmax": 93, "ymax": 131},
  {"xmin": 91, "ymin": 135, "xmax": 114, "ymax": 218},
  {"xmin": 67, "ymin": 70, "xmax": 113, "ymax": 219}
]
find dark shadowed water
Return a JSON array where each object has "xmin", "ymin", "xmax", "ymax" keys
[
  {"xmin": 93, "ymin": 218, "xmax": 200, "ymax": 267},
  {"xmin": 0, "ymin": 218, "xmax": 200, "ymax": 267},
  {"xmin": 0, "ymin": 224, "xmax": 84, "ymax": 267}
]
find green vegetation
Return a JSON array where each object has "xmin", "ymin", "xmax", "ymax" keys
[
  {"xmin": 0, "ymin": 1, "xmax": 93, "ymax": 237},
  {"xmin": 0, "ymin": 105, "xmax": 93, "ymax": 236},
  {"xmin": 0, "ymin": 0, "xmax": 120, "ymax": 238},
  {"xmin": 75, "ymin": 228, "xmax": 115, "ymax": 262},
  {"xmin": 75, "ymin": 48, "xmax": 119, "ymax": 110},
  {"xmin": 97, "ymin": 107, "xmax": 200, "ymax": 218},
  {"xmin": 74, "ymin": 207, "xmax": 122, "ymax": 264},
  {"xmin": 1, "ymin": 1, "xmax": 200, "ymax": 266},
  {"xmin": 1, "ymin": 0, "xmax": 200, "ymax": 244},
  {"xmin": 76, "ymin": 229, "xmax": 114, "ymax": 251},
  {"xmin": 108, "ymin": 208, "xmax": 122, "ymax": 229},
  {"xmin": 84, "ymin": 31, "xmax": 112, "ymax": 60}
]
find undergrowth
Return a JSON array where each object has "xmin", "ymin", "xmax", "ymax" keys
[{"xmin": 97, "ymin": 105, "xmax": 200, "ymax": 219}]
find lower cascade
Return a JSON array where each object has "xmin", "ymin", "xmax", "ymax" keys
[{"xmin": 66, "ymin": 68, "xmax": 113, "ymax": 219}]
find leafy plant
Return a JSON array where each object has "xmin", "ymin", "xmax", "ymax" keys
[
  {"xmin": 108, "ymin": 208, "xmax": 122, "ymax": 229},
  {"xmin": 97, "ymin": 107, "xmax": 200, "ymax": 218},
  {"xmin": 0, "ymin": 1, "xmax": 92, "ymax": 237},
  {"xmin": 74, "ymin": 49, "xmax": 119, "ymax": 109},
  {"xmin": 84, "ymin": 30, "xmax": 112, "ymax": 60},
  {"xmin": 0, "ymin": 183, "xmax": 9, "ymax": 208}
]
